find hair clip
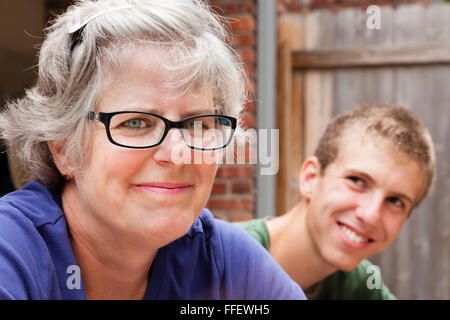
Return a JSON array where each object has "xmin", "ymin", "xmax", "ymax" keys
[{"xmin": 68, "ymin": 4, "xmax": 134, "ymax": 34}]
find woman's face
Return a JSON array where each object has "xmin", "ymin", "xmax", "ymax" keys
[{"xmin": 70, "ymin": 46, "xmax": 218, "ymax": 247}]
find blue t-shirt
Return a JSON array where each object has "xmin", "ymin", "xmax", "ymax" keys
[{"xmin": 0, "ymin": 181, "xmax": 305, "ymax": 300}]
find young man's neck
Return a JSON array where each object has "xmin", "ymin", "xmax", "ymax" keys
[{"xmin": 267, "ymin": 201, "xmax": 337, "ymax": 291}]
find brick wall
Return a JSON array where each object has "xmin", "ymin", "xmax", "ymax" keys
[{"xmin": 208, "ymin": 0, "xmax": 257, "ymax": 222}]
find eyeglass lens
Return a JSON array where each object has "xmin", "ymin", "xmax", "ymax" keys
[{"xmin": 108, "ymin": 113, "xmax": 234, "ymax": 149}]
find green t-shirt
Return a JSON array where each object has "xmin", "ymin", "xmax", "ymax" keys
[{"xmin": 234, "ymin": 218, "xmax": 397, "ymax": 300}]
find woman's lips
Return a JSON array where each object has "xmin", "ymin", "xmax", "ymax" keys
[{"xmin": 134, "ymin": 183, "xmax": 193, "ymax": 194}]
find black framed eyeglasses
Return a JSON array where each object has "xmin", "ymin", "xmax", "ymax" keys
[{"xmin": 87, "ymin": 111, "xmax": 237, "ymax": 150}]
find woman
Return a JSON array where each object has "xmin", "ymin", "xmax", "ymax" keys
[{"xmin": 0, "ymin": 0, "xmax": 305, "ymax": 300}]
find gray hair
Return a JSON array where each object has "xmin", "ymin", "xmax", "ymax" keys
[{"xmin": 0, "ymin": 0, "xmax": 248, "ymax": 190}]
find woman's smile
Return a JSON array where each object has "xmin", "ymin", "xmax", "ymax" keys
[{"xmin": 134, "ymin": 183, "xmax": 193, "ymax": 194}]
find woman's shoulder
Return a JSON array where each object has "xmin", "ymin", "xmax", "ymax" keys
[
  {"xmin": 180, "ymin": 209, "xmax": 305, "ymax": 299},
  {"xmin": 0, "ymin": 181, "xmax": 64, "ymax": 227},
  {"xmin": 0, "ymin": 181, "xmax": 64, "ymax": 299},
  {"xmin": 192, "ymin": 208, "xmax": 264, "ymax": 249},
  {"xmin": 173, "ymin": 209, "xmax": 274, "ymax": 280}
]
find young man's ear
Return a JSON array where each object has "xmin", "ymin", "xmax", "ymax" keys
[
  {"xmin": 299, "ymin": 156, "xmax": 321, "ymax": 200},
  {"xmin": 47, "ymin": 141, "xmax": 73, "ymax": 179}
]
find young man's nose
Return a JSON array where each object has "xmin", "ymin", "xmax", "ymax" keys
[{"xmin": 355, "ymin": 191, "xmax": 384, "ymax": 225}]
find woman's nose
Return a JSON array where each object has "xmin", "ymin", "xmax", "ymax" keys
[{"xmin": 153, "ymin": 128, "xmax": 191, "ymax": 165}]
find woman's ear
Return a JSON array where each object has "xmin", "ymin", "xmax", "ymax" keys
[
  {"xmin": 299, "ymin": 156, "xmax": 321, "ymax": 200},
  {"xmin": 47, "ymin": 141, "xmax": 73, "ymax": 179}
]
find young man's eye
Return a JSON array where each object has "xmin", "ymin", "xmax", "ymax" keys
[
  {"xmin": 387, "ymin": 197, "xmax": 404, "ymax": 209},
  {"xmin": 347, "ymin": 176, "xmax": 365, "ymax": 188}
]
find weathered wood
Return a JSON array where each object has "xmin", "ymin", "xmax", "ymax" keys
[
  {"xmin": 333, "ymin": 8, "xmax": 363, "ymax": 116},
  {"xmin": 276, "ymin": 3, "xmax": 450, "ymax": 299},
  {"xmin": 361, "ymin": 6, "xmax": 396, "ymax": 289},
  {"xmin": 277, "ymin": 14, "xmax": 305, "ymax": 215},
  {"xmin": 276, "ymin": 40, "xmax": 293, "ymax": 217},
  {"xmin": 292, "ymin": 44, "xmax": 450, "ymax": 69},
  {"xmin": 427, "ymin": 3, "xmax": 450, "ymax": 300},
  {"xmin": 303, "ymin": 11, "xmax": 334, "ymax": 158}
]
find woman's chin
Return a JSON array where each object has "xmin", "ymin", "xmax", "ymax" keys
[{"xmin": 137, "ymin": 211, "xmax": 198, "ymax": 245}]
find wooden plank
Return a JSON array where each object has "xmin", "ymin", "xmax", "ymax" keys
[
  {"xmin": 304, "ymin": 71, "xmax": 333, "ymax": 158},
  {"xmin": 283, "ymin": 3, "xmax": 450, "ymax": 299},
  {"xmin": 392, "ymin": 3, "xmax": 426, "ymax": 300},
  {"xmin": 278, "ymin": 13, "xmax": 304, "ymax": 50},
  {"xmin": 292, "ymin": 44, "xmax": 450, "ymax": 69},
  {"xmin": 303, "ymin": 10, "xmax": 334, "ymax": 159},
  {"xmin": 277, "ymin": 14, "xmax": 304, "ymax": 214},
  {"xmin": 427, "ymin": 3, "xmax": 450, "ymax": 299},
  {"xmin": 275, "ymin": 40, "xmax": 293, "ymax": 216},
  {"xmin": 333, "ymin": 8, "xmax": 363, "ymax": 115},
  {"xmin": 361, "ymin": 5, "xmax": 397, "ymax": 291}
]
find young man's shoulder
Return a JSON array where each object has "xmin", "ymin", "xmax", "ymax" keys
[
  {"xmin": 233, "ymin": 217, "xmax": 271, "ymax": 250},
  {"xmin": 313, "ymin": 259, "xmax": 397, "ymax": 300},
  {"xmin": 234, "ymin": 218, "xmax": 396, "ymax": 300}
]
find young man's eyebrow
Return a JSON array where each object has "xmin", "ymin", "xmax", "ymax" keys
[
  {"xmin": 345, "ymin": 169, "xmax": 375, "ymax": 184},
  {"xmin": 389, "ymin": 192, "xmax": 414, "ymax": 206}
]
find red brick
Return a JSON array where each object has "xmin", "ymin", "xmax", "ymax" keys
[
  {"xmin": 233, "ymin": 33, "xmax": 255, "ymax": 47},
  {"xmin": 208, "ymin": 198, "xmax": 253, "ymax": 211},
  {"xmin": 245, "ymin": 80, "xmax": 256, "ymax": 96},
  {"xmin": 216, "ymin": 165, "xmax": 254, "ymax": 178},
  {"xmin": 232, "ymin": 182, "xmax": 254, "ymax": 194},
  {"xmin": 243, "ymin": 100, "xmax": 255, "ymax": 112},
  {"xmin": 237, "ymin": 48, "xmax": 255, "ymax": 63},
  {"xmin": 240, "ymin": 112, "xmax": 255, "ymax": 129},
  {"xmin": 242, "ymin": 1, "xmax": 255, "ymax": 13},
  {"xmin": 211, "ymin": 182, "xmax": 227, "ymax": 194},
  {"xmin": 243, "ymin": 62, "xmax": 255, "ymax": 78},
  {"xmin": 230, "ymin": 212, "xmax": 254, "ymax": 222},
  {"xmin": 224, "ymin": 3, "xmax": 239, "ymax": 14},
  {"xmin": 211, "ymin": 211, "xmax": 230, "ymax": 221},
  {"xmin": 312, "ymin": 0, "xmax": 335, "ymax": 4},
  {"xmin": 229, "ymin": 15, "xmax": 255, "ymax": 32}
]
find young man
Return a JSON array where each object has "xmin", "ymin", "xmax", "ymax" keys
[{"xmin": 236, "ymin": 104, "xmax": 435, "ymax": 299}]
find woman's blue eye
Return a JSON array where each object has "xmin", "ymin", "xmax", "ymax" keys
[{"xmin": 125, "ymin": 119, "xmax": 144, "ymax": 129}]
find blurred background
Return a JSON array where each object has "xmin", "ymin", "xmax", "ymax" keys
[{"xmin": 0, "ymin": 0, "xmax": 448, "ymax": 299}]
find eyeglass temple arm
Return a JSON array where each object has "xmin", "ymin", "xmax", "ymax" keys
[{"xmin": 87, "ymin": 111, "xmax": 101, "ymax": 121}]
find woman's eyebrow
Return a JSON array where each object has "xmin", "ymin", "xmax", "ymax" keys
[
  {"xmin": 181, "ymin": 109, "xmax": 216, "ymax": 118},
  {"xmin": 111, "ymin": 107, "xmax": 215, "ymax": 117},
  {"xmin": 114, "ymin": 106, "xmax": 160, "ymax": 113}
]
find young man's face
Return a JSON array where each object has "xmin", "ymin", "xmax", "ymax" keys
[{"xmin": 302, "ymin": 135, "xmax": 426, "ymax": 271}]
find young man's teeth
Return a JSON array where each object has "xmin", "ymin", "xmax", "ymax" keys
[{"xmin": 340, "ymin": 224, "xmax": 369, "ymax": 243}]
